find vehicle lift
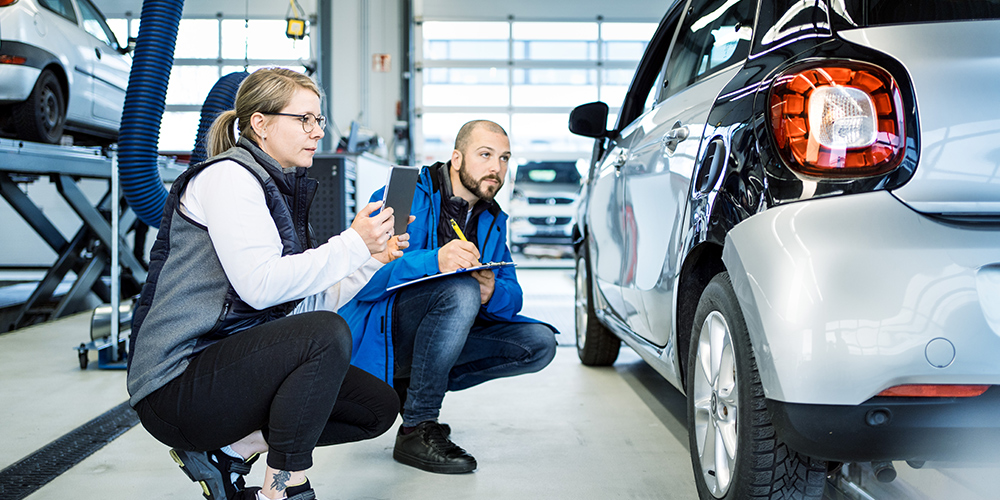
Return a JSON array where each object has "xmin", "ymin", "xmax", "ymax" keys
[{"xmin": 0, "ymin": 138, "xmax": 151, "ymax": 369}]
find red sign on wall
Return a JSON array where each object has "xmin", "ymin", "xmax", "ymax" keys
[{"xmin": 372, "ymin": 54, "xmax": 391, "ymax": 72}]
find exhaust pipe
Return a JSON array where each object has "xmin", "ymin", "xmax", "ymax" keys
[{"xmin": 871, "ymin": 460, "xmax": 896, "ymax": 483}]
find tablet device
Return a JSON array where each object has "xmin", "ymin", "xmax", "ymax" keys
[{"xmin": 381, "ymin": 165, "xmax": 420, "ymax": 235}]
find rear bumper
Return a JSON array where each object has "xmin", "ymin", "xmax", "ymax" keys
[
  {"xmin": 0, "ymin": 65, "xmax": 38, "ymax": 102},
  {"xmin": 769, "ymin": 386, "xmax": 1000, "ymax": 462},
  {"xmin": 723, "ymin": 191, "xmax": 1000, "ymax": 405}
]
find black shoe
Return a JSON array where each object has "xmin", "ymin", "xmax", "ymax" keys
[
  {"xmin": 393, "ymin": 421, "xmax": 477, "ymax": 474},
  {"xmin": 235, "ymin": 487, "xmax": 262, "ymax": 500},
  {"xmin": 285, "ymin": 479, "xmax": 317, "ymax": 500},
  {"xmin": 170, "ymin": 448, "xmax": 259, "ymax": 500}
]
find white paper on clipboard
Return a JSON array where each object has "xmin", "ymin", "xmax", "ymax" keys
[{"xmin": 386, "ymin": 261, "xmax": 516, "ymax": 292}]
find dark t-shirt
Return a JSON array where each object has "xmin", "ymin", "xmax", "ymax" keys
[{"xmin": 432, "ymin": 162, "xmax": 491, "ymax": 249}]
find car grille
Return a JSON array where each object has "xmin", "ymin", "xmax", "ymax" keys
[
  {"xmin": 528, "ymin": 217, "xmax": 572, "ymax": 226},
  {"xmin": 527, "ymin": 197, "xmax": 574, "ymax": 205}
]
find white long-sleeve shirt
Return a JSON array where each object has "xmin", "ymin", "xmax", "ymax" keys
[{"xmin": 178, "ymin": 160, "xmax": 382, "ymax": 313}]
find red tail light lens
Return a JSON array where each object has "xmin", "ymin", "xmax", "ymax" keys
[
  {"xmin": 877, "ymin": 384, "xmax": 989, "ymax": 398},
  {"xmin": 0, "ymin": 0, "xmax": 19, "ymax": 6},
  {"xmin": 769, "ymin": 62, "xmax": 905, "ymax": 178}
]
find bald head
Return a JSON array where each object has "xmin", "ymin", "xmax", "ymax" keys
[{"xmin": 454, "ymin": 120, "xmax": 508, "ymax": 155}]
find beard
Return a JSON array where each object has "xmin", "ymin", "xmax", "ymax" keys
[{"xmin": 457, "ymin": 159, "xmax": 503, "ymax": 202}]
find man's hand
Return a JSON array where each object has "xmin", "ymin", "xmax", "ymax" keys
[
  {"xmin": 373, "ymin": 216, "xmax": 416, "ymax": 264},
  {"xmin": 471, "ymin": 269, "xmax": 495, "ymax": 304},
  {"xmin": 351, "ymin": 201, "xmax": 394, "ymax": 255},
  {"xmin": 438, "ymin": 239, "xmax": 481, "ymax": 273}
]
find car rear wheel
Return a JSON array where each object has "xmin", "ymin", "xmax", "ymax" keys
[
  {"xmin": 13, "ymin": 69, "xmax": 66, "ymax": 144},
  {"xmin": 687, "ymin": 272, "xmax": 826, "ymax": 500},
  {"xmin": 574, "ymin": 240, "xmax": 620, "ymax": 365}
]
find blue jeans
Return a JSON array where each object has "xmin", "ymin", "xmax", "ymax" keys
[{"xmin": 392, "ymin": 274, "xmax": 557, "ymax": 426}]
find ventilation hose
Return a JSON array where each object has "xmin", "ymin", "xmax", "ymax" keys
[
  {"xmin": 117, "ymin": 0, "xmax": 183, "ymax": 228},
  {"xmin": 190, "ymin": 71, "xmax": 249, "ymax": 166}
]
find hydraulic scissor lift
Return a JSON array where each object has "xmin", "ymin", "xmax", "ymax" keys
[{"xmin": 1, "ymin": 138, "xmax": 152, "ymax": 368}]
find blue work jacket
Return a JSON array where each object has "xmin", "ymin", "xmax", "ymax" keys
[{"xmin": 339, "ymin": 162, "xmax": 546, "ymax": 383}]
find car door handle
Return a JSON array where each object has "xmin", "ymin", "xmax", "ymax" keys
[
  {"xmin": 661, "ymin": 123, "xmax": 689, "ymax": 153},
  {"xmin": 95, "ymin": 48, "xmax": 102, "ymax": 60}
]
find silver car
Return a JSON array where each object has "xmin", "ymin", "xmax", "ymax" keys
[
  {"xmin": 508, "ymin": 161, "xmax": 582, "ymax": 254},
  {"xmin": 569, "ymin": 0, "xmax": 1000, "ymax": 498},
  {"xmin": 0, "ymin": 0, "xmax": 131, "ymax": 145}
]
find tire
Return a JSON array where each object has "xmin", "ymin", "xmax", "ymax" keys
[
  {"xmin": 687, "ymin": 272, "xmax": 826, "ymax": 500},
  {"xmin": 574, "ymin": 241, "xmax": 620, "ymax": 366},
  {"xmin": 13, "ymin": 69, "xmax": 66, "ymax": 144}
]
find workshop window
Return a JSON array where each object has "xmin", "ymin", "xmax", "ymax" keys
[
  {"xmin": 174, "ymin": 20, "xmax": 219, "ymax": 59},
  {"xmin": 423, "ymin": 68, "xmax": 510, "ymax": 107},
  {"xmin": 423, "ymin": 22, "xmax": 510, "ymax": 60},
  {"xmin": 416, "ymin": 19, "xmax": 656, "ymax": 163},
  {"xmin": 512, "ymin": 69, "xmax": 597, "ymax": 107},
  {"xmin": 108, "ymin": 15, "xmax": 313, "ymax": 154}
]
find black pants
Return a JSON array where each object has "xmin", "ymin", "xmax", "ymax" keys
[{"xmin": 135, "ymin": 311, "xmax": 398, "ymax": 471}]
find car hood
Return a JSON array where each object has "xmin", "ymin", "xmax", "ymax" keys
[{"xmin": 840, "ymin": 20, "xmax": 1000, "ymax": 215}]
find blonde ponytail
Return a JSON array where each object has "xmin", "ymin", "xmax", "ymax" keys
[{"xmin": 207, "ymin": 110, "xmax": 239, "ymax": 157}]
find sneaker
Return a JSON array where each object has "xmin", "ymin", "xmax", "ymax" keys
[
  {"xmin": 285, "ymin": 479, "xmax": 316, "ymax": 500},
  {"xmin": 170, "ymin": 448, "xmax": 259, "ymax": 500},
  {"xmin": 392, "ymin": 421, "xmax": 477, "ymax": 474}
]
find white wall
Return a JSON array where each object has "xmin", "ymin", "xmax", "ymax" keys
[{"xmin": 326, "ymin": 0, "xmax": 403, "ymax": 150}]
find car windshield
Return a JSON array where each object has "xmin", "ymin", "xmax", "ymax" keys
[
  {"xmin": 515, "ymin": 162, "xmax": 581, "ymax": 185},
  {"xmin": 841, "ymin": 0, "xmax": 1000, "ymax": 26}
]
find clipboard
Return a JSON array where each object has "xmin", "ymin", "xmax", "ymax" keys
[
  {"xmin": 387, "ymin": 261, "xmax": 516, "ymax": 292},
  {"xmin": 381, "ymin": 165, "xmax": 420, "ymax": 235}
]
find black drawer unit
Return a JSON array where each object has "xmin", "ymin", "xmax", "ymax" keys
[{"xmin": 308, "ymin": 154, "xmax": 357, "ymax": 241}]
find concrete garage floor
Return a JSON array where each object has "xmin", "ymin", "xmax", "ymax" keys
[{"xmin": 0, "ymin": 268, "xmax": 997, "ymax": 499}]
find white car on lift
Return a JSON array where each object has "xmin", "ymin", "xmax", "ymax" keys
[{"xmin": 0, "ymin": 0, "xmax": 131, "ymax": 145}]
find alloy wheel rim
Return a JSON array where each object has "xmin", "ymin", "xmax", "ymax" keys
[
  {"xmin": 575, "ymin": 256, "xmax": 588, "ymax": 349},
  {"xmin": 692, "ymin": 310, "xmax": 739, "ymax": 498}
]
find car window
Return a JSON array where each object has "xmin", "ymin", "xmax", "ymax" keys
[
  {"xmin": 662, "ymin": 0, "xmax": 754, "ymax": 99},
  {"xmin": 38, "ymin": 0, "xmax": 77, "ymax": 24},
  {"xmin": 515, "ymin": 162, "xmax": 582, "ymax": 184},
  {"xmin": 613, "ymin": 5, "xmax": 683, "ymax": 130},
  {"xmin": 77, "ymin": 0, "xmax": 120, "ymax": 49}
]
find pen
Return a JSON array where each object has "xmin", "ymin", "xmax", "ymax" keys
[{"xmin": 449, "ymin": 218, "xmax": 468, "ymax": 241}]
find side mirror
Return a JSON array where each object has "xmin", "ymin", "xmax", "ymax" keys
[
  {"xmin": 121, "ymin": 36, "xmax": 137, "ymax": 55},
  {"xmin": 568, "ymin": 101, "xmax": 609, "ymax": 138}
]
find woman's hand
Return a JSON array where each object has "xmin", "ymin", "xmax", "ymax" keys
[{"xmin": 351, "ymin": 201, "xmax": 394, "ymax": 255}]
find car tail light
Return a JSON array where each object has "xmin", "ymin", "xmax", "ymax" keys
[
  {"xmin": 0, "ymin": 55, "xmax": 28, "ymax": 65},
  {"xmin": 0, "ymin": 0, "xmax": 19, "ymax": 6},
  {"xmin": 769, "ymin": 62, "xmax": 905, "ymax": 178},
  {"xmin": 877, "ymin": 384, "xmax": 989, "ymax": 397}
]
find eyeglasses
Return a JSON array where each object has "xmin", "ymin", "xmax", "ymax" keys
[{"xmin": 262, "ymin": 112, "xmax": 327, "ymax": 133}]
